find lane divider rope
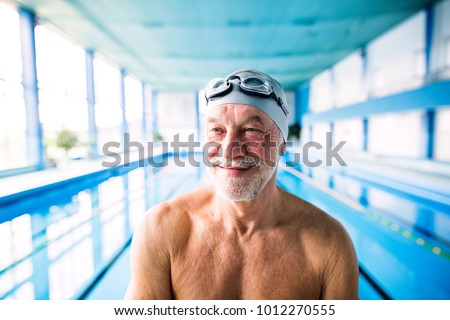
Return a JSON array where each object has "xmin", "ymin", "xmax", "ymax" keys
[{"xmin": 281, "ymin": 165, "xmax": 450, "ymax": 262}]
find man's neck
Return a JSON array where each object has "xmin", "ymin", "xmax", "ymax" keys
[{"xmin": 211, "ymin": 176, "xmax": 282, "ymax": 238}]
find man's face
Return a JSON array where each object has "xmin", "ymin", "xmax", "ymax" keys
[{"xmin": 205, "ymin": 103, "xmax": 283, "ymax": 201}]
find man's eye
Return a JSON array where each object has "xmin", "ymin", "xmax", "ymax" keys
[
  {"xmin": 245, "ymin": 128, "xmax": 261, "ymax": 132},
  {"xmin": 210, "ymin": 128, "xmax": 223, "ymax": 133}
]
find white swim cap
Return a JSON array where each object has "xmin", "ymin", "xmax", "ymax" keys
[{"xmin": 205, "ymin": 69, "xmax": 289, "ymax": 141}]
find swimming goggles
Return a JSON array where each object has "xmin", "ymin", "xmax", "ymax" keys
[{"xmin": 204, "ymin": 71, "xmax": 289, "ymax": 116}]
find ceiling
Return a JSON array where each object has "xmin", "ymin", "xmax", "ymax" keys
[{"xmin": 7, "ymin": 0, "xmax": 436, "ymax": 91}]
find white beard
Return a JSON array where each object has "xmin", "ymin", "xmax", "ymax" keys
[{"xmin": 206, "ymin": 160, "xmax": 277, "ymax": 202}]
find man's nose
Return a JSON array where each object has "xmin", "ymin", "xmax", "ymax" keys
[{"xmin": 221, "ymin": 131, "xmax": 245, "ymax": 160}]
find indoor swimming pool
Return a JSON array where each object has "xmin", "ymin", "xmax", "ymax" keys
[
  {"xmin": 1, "ymin": 153, "xmax": 449, "ymax": 300},
  {"xmin": 0, "ymin": 153, "xmax": 205, "ymax": 300}
]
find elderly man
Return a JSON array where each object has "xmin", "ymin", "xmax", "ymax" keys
[{"xmin": 125, "ymin": 69, "xmax": 359, "ymax": 299}]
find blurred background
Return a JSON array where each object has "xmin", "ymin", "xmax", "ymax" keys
[{"xmin": 0, "ymin": 0, "xmax": 449, "ymax": 300}]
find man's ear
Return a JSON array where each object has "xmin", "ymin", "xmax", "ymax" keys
[{"xmin": 279, "ymin": 142, "xmax": 286, "ymax": 155}]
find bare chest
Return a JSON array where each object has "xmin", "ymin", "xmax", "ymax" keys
[{"xmin": 170, "ymin": 232, "xmax": 322, "ymax": 299}]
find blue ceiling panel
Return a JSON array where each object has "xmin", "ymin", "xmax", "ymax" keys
[{"xmin": 8, "ymin": 0, "xmax": 437, "ymax": 90}]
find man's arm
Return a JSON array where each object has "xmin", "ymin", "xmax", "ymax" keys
[
  {"xmin": 321, "ymin": 219, "xmax": 359, "ymax": 299},
  {"xmin": 125, "ymin": 204, "xmax": 173, "ymax": 299}
]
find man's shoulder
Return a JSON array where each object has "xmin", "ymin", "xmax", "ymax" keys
[
  {"xmin": 281, "ymin": 188, "xmax": 350, "ymax": 244},
  {"xmin": 142, "ymin": 185, "xmax": 214, "ymax": 231},
  {"xmin": 281, "ymin": 189, "xmax": 356, "ymax": 279},
  {"xmin": 282, "ymin": 192, "xmax": 359, "ymax": 298},
  {"xmin": 170, "ymin": 185, "xmax": 215, "ymax": 211}
]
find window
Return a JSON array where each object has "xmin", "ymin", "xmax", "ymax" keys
[
  {"xmin": 35, "ymin": 25, "xmax": 88, "ymax": 160},
  {"xmin": 0, "ymin": 3, "xmax": 27, "ymax": 170},
  {"xmin": 143, "ymin": 84, "xmax": 154, "ymax": 143},
  {"xmin": 431, "ymin": 0, "xmax": 450, "ymax": 79},
  {"xmin": 124, "ymin": 75, "xmax": 143, "ymax": 144},
  {"xmin": 157, "ymin": 92, "xmax": 197, "ymax": 142},
  {"xmin": 333, "ymin": 51, "xmax": 367, "ymax": 107},
  {"xmin": 368, "ymin": 111, "xmax": 423, "ymax": 158},
  {"xmin": 445, "ymin": 37, "xmax": 450, "ymax": 68},
  {"xmin": 367, "ymin": 12, "xmax": 425, "ymax": 97},
  {"xmin": 333, "ymin": 118, "xmax": 363, "ymax": 151},
  {"xmin": 309, "ymin": 70, "xmax": 334, "ymax": 113},
  {"xmin": 94, "ymin": 56, "xmax": 123, "ymax": 153},
  {"xmin": 434, "ymin": 107, "xmax": 450, "ymax": 162}
]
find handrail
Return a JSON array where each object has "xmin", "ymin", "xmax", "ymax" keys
[
  {"xmin": 24, "ymin": 184, "xmax": 146, "ymax": 251},
  {"xmin": 0, "ymin": 166, "xmax": 167, "ymax": 277},
  {"xmin": 0, "ymin": 152, "xmax": 171, "ymax": 210}
]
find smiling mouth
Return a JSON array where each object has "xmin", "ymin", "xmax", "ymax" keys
[{"xmin": 217, "ymin": 165, "xmax": 255, "ymax": 171}]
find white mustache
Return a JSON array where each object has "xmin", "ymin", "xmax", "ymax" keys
[{"xmin": 208, "ymin": 156, "xmax": 262, "ymax": 168}]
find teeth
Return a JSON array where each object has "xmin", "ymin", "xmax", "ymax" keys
[{"xmin": 209, "ymin": 157, "xmax": 261, "ymax": 168}]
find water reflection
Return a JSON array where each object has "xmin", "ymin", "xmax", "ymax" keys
[
  {"xmin": 0, "ymin": 156, "xmax": 202, "ymax": 299},
  {"xmin": 307, "ymin": 166, "xmax": 450, "ymax": 246}
]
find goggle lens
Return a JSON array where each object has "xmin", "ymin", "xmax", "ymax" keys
[
  {"xmin": 241, "ymin": 76, "xmax": 265, "ymax": 87},
  {"xmin": 206, "ymin": 78, "xmax": 226, "ymax": 90},
  {"xmin": 205, "ymin": 78, "xmax": 231, "ymax": 99}
]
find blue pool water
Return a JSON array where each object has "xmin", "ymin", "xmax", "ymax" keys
[
  {"xmin": 1, "ymin": 153, "xmax": 449, "ymax": 300},
  {"xmin": 0, "ymin": 155, "xmax": 204, "ymax": 299},
  {"xmin": 277, "ymin": 165, "xmax": 450, "ymax": 299}
]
